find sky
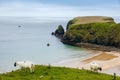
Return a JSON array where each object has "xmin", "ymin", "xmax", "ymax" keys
[{"xmin": 0, "ymin": 0, "xmax": 120, "ymax": 17}]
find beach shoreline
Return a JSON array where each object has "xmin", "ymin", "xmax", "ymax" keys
[
  {"xmin": 1, "ymin": 50, "xmax": 120, "ymax": 76},
  {"xmin": 52, "ymin": 50, "xmax": 120, "ymax": 76}
]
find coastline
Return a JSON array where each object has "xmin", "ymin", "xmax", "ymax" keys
[
  {"xmin": 52, "ymin": 16, "xmax": 120, "ymax": 76},
  {"xmin": 75, "ymin": 43, "xmax": 120, "ymax": 52},
  {"xmin": 61, "ymin": 39, "xmax": 120, "ymax": 52},
  {"xmin": 1, "ymin": 50, "xmax": 120, "ymax": 76},
  {"xmin": 52, "ymin": 50, "xmax": 120, "ymax": 76}
]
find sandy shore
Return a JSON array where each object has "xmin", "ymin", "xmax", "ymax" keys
[{"xmin": 52, "ymin": 50, "xmax": 120, "ymax": 76}]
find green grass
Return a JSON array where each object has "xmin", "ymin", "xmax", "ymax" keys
[
  {"xmin": 70, "ymin": 16, "xmax": 115, "ymax": 25},
  {"xmin": 63, "ymin": 22, "xmax": 120, "ymax": 48},
  {"xmin": 64, "ymin": 16, "xmax": 120, "ymax": 48},
  {"xmin": 0, "ymin": 65, "xmax": 120, "ymax": 80}
]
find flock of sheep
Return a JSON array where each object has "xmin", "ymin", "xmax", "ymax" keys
[{"xmin": 14, "ymin": 61, "xmax": 102, "ymax": 73}]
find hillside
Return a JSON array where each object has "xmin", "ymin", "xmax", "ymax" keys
[
  {"xmin": 70, "ymin": 16, "xmax": 114, "ymax": 25},
  {"xmin": 0, "ymin": 65, "xmax": 120, "ymax": 80},
  {"xmin": 66, "ymin": 16, "xmax": 115, "ymax": 30},
  {"xmin": 61, "ymin": 16, "xmax": 120, "ymax": 49}
]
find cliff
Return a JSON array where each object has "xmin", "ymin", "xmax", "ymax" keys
[{"xmin": 61, "ymin": 16, "xmax": 120, "ymax": 49}]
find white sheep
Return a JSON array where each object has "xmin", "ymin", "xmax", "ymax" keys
[
  {"xmin": 90, "ymin": 62, "xmax": 102, "ymax": 72},
  {"xmin": 14, "ymin": 61, "xmax": 35, "ymax": 73}
]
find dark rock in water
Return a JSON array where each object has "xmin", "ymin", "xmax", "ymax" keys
[
  {"xmin": 47, "ymin": 43, "xmax": 50, "ymax": 46},
  {"xmin": 18, "ymin": 25, "xmax": 21, "ymax": 27},
  {"xmin": 51, "ymin": 32, "xmax": 55, "ymax": 35},
  {"xmin": 54, "ymin": 25, "xmax": 64, "ymax": 38}
]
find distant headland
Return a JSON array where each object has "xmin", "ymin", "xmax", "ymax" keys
[{"xmin": 53, "ymin": 16, "xmax": 120, "ymax": 51}]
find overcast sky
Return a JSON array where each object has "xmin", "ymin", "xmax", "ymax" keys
[{"xmin": 0, "ymin": 0, "xmax": 120, "ymax": 17}]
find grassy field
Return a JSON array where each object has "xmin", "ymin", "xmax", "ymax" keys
[
  {"xmin": 0, "ymin": 65, "xmax": 120, "ymax": 80},
  {"xmin": 71, "ymin": 16, "xmax": 114, "ymax": 25}
]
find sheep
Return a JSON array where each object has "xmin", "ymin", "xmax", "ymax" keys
[
  {"xmin": 89, "ymin": 62, "xmax": 102, "ymax": 73},
  {"xmin": 14, "ymin": 61, "xmax": 35, "ymax": 73}
]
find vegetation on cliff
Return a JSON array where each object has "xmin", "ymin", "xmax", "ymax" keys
[{"xmin": 62, "ymin": 16, "xmax": 120, "ymax": 48}]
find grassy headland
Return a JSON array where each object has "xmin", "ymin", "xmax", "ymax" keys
[
  {"xmin": 0, "ymin": 65, "xmax": 120, "ymax": 80},
  {"xmin": 61, "ymin": 16, "xmax": 120, "ymax": 49}
]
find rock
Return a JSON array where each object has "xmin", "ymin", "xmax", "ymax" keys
[
  {"xmin": 18, "ymin": 25, "xmax": 21, "ymax": 27},
  {"xmin": 47, "ymin": 43, "xmax": 50, "ymax": 46},
  {"xmin": 51, "ymin": 32, "xmax": 55, "ymax": 35},
  {"xmin": 54, "ymin": 25, "xmax": 64, "ymax": 38}
]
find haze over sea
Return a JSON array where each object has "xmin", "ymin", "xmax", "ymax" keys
[{"xmin": 0, "ymin": 16, "xmax": 119, "ymax": 73}]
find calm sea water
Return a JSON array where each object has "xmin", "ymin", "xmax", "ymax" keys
[{"xmin": 0, "ymin": 16, "xmax": 119, "ymax": 73}]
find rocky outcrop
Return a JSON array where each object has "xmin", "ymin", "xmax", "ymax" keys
[{"xmin": 52, "ymin": 25, "xmax": 64, "ymax": 38}]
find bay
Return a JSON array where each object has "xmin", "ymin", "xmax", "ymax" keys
[{"xmin": 0, "ymin": 16, "xmax": 119, "ymax": 73}]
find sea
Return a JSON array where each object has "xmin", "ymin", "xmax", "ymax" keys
[{"xmin": 0, "ymin": 16, "xmax": 120, "ymax": 73}]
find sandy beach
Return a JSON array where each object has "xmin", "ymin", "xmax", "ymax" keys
[{"xmin": 53, "ymin": 50, "xmax": 120, "ymax": 76}]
